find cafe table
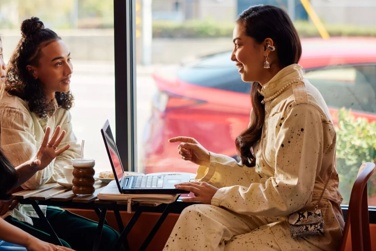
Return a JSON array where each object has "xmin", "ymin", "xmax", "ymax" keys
[{"xmin": 11, "ymin": 180, "xmax": 190, "ymax": 251}]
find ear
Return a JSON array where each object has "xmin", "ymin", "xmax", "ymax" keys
[
  {"xmin": 26, "ymin": 65, "xmax": 38, "ymax": 79},
  {"xmin": 263, "ymin": 38, "xmax": 275, "ymax": 54}
]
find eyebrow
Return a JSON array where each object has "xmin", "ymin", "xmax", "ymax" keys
[
  {"xmin": 51, "ymin": 52, "xmax": 71, "ymax": 62},
  {"xmin": 232, "ymin": 38, "xmax": 240, "ymax": 43}
]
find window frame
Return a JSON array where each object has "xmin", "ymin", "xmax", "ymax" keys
[{"xmin": 113, "ymin": 0, "xmax": 137, "ymax": 172}]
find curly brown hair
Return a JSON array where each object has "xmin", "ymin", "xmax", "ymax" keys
[
  {"xmin": 5, "ymin": 17, "xmax": 74, "ymax": 118},
  {"xmin": 235, "ymin": 5, "xmax": 302, "ymax": 167}
]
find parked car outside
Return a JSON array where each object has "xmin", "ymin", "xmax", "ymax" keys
[{"xmin": 141, "ymin": 37, "xmax": 376, "ymax": 174}]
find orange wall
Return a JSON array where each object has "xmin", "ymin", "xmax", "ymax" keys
[
  {"xmin": 68, "ymin": 208, "xmax": 376, "ymax": 251},
  {"xmin": 67, "ymin": 208, "xmax": 178, "ymax": 251}
]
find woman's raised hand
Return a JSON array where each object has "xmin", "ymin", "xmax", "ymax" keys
[
  {"xmin": 31, "ymin": 126, "xmax": 70, "ymax": 170},
  {"xmin": 169, "ymin": 136, "xmax": 210, "ymax": 166}
]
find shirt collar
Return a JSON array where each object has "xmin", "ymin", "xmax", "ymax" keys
[{"xmin": 259, "ymin": 64, "xmax": 304, "ymax": 103}]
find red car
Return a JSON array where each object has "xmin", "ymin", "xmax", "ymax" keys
[{"xmin": 142, "ymin": 37, "xmax": 376, "ymax": 174}]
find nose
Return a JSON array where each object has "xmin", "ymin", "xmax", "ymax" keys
[
  {"xmin": 65, "ymin": 61, "xmax": 73, "ymax": 76},
  {"xmin": 230, "ymin": 50, "xmax": 236, "ymax": 62}
]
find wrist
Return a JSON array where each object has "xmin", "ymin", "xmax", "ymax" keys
[
  {"xmin": 29, "ymin": 159, "xmax": 41, "ymax": 170},
  {"xmin": 21, "ymin": 233, "xmax": 36, "ymax": 248},
  {"xmin": 206, "ymin": 151, "xmax": 211, "ymax": 166}
]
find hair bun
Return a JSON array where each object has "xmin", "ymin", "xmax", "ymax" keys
[{"xmin": 21, "ymin": 17, "xmax": 45, "ymax": 38}]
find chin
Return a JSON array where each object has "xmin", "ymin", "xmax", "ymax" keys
[
  {"xmin": 241, "ymin": 76, "xmax": 252, "ymax": 83},
  {"xmin": 60, "ymin": 87, "xmax": 70, "ymax": 93}
]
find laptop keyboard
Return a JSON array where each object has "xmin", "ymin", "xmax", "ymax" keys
[{"xmin": 133, "ymin": 175, "xmax": 164, "ymax": 188}]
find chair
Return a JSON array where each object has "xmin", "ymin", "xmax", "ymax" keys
[{"xmin": 340, "ymin": 162, "xmax": 375, "ymax": 251}]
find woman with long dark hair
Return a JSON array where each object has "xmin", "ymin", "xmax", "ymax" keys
[{"xmin": 164, "ymin": 5, "xmax": 344, "ymax": 251}]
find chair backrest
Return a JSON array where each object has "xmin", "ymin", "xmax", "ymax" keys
[{"xmin": 340, "ymin": 162, "xmax": 375, "ymax": 251}]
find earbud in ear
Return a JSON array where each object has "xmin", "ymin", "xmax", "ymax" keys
[{"xmin": 267, "ymin": 44, "xmax": 275, "ymax": 51}]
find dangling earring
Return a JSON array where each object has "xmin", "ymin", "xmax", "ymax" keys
[
  {"xmin": 264, "ymin": 56, "xmax": 271, "ymax": 69},
  {"xmin": 264, "ymin": 44, "xmax": 275, "ymax": 69}
]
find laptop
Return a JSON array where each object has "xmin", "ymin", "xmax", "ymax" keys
[{"xmin": 101, "ymin": 120, "xmax": 194, "ymax": 194}]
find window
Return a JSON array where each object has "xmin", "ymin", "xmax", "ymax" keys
[
  {"xmin": 306, "ymin": 65, "xmax": 376, "ymax": 113},
  {"xmin": 126, "ymin": 0, "xmax": 376, "ymax": 206}
]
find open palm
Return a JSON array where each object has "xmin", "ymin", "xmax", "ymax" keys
[{"xmin": 32, "ymin": 126, "xmax": 70, "ymax": 170}]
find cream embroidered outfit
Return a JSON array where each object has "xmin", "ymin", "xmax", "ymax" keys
[
  {"xmin": 164, "ymin": 64, "xmax": 344, "ymax": 251},
  {"xmin": 0, "ymin": 93, "xmax": 81, "ymax": 224}
]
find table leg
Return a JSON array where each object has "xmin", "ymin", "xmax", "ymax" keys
[
  {"xmin": 94, "ymin": 208, "xmax": 109, "ymax": 225},
  {"xmin": 114, "ymin": 207, "xmax": 124, "ymax": 232},
  {"xmin": 30, "ymin": 201, "xmax": 62, "ymax": 246},
  {"xmin": 92, "ymin": 208, "xmax": 107, "ymax": 251},
  {"xmin": 138, "ymin": 204, "xmax": 171, "ymax": 251},
  {"xmin": 115, "ymin": 208, "xmax": 143, "ymax": 250}
]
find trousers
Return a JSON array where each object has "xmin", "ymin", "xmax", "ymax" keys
[
  {"xmin": 5, "ymin": 206, "xmax": 122, "ymax": 251},
  {"xmin": 163, "ymin": 204, "xmax": 337, "ymax": 251}
]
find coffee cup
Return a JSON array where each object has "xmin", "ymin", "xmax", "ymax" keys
[
  {"xmin": 72, "ymin": 159, "xmax": 95, "ymax": 196},
  {"xmin": 62, "ymin": 165, "xmax": 74, "ymax": 184}
]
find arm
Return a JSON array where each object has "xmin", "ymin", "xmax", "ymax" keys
[
  {"xmin": 0, "ymin": 102, "xmax": 79, "ymax": 189},
  {"xmin": 14, "ymin": 126, "xmax": 70, "ymax": 188},
  {"xmin": 0, "ymin": 218, "xmax": 74, "ymax": 251},
  {"xmin": 169, "ymin": 135, "xmax": 262, "ymax": 188},
  {"xmin": 212, "ymin": 104, "xmax": 325, "ymax": 216},
  {"xmin": 0, "ymin": 104, "xmax": 50, "ymax": 189}
]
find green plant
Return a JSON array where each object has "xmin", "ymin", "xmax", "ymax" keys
[
  {"xmin": 152, "ymin": 20, "xmax": 376, "ymax": 38},
  {"xmin": 335, "ymin": 108, "xmax": 376, "ymax": 204}
]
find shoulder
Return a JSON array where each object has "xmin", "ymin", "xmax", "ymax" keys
[
  {"xmin": 291, "ymin": 80, "xmax": 333, "ymax": 121},
  {"xmin": 0, "ymin": 93, "xmax": 31, "ymax": 117},
  {"xmin": 0, "ymin": 94, "xmax": 34, "ymax": 128},
  {"xmin": 0, "ymin": 92, "xmax": 28, "ymax": 109}
]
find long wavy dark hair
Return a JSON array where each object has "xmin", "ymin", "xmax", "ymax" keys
[
  {"xmin": 5, "ymin": 17, "xmax": 74, "ymax": 118},
  {"xmin": 0, "ymin": 151, "xmax": 18, "ymax": 199},
  {"xmin": 235, "ymin": 5, "xmax": 302, "ymax": 167}
]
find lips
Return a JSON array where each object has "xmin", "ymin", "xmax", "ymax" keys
[
  {"xmin": 236, "ymin": 65, "xmax": 244, "ymax": 73},
  {"xmin": 61, "ymin": 78, "xmax": 71, "ymax": 85}
]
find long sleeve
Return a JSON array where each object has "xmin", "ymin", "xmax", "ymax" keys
[
  {"xmin": 195, "ymin": 153, "xmax": 261, "ymax": 188},
  {"xmin": 211, "ymin": 104, "xmax": 326, "ymax": 217},
  {"xmin": 0, "ymin": 94, "xmax": 81, "ymax": 190}
]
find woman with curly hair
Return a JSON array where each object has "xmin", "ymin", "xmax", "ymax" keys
[{"xmin": 0, "ymin": 17, "xmax": 121, "ymax": 251}]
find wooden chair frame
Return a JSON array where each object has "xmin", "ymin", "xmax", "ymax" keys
[{"xmin": 340, "ymin": 162, "xmax": 375, "ymax": 251}]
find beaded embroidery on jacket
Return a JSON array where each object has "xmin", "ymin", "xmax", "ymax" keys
[{"xmin": 259, "ymin": 79, "xmax": 301, "ymax": 104}]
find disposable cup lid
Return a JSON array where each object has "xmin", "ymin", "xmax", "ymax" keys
[{"xmin": 72, "ymin": 159, "xmax": 95, "ymax": 168}]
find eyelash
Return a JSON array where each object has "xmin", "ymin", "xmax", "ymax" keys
[{"xmin": 55, "ymin": 58, "xmax": 72, "ymax": 67}]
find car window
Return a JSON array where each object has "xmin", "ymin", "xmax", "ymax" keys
[
  {"xmin": 177, "ymin": 52, "xmax": 251, "ymax": 93},
  {"xmin": 305, "ymin": 64, "xmax": 376, "ymax": 113}
]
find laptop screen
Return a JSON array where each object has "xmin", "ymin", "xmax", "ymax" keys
[{"xmin": 101, "ymin": 120, "xmax": 124, "ymax": 188}]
